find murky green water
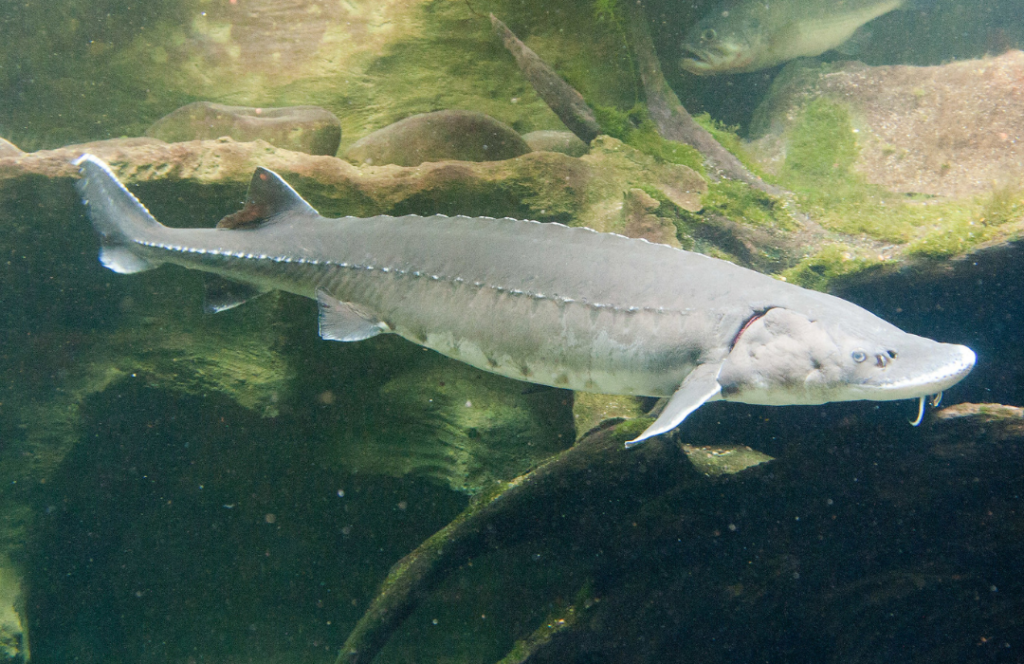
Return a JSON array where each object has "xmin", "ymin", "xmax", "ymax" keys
[{"xmin": 1, "ymin": 1, "xmax": 1023, "ymax": 662}]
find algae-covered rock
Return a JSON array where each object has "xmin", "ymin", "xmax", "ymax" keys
[
  {"xmin": 749, "ymin": 51, "xmax": 1024, "ymax": 198},
  {"xmin": 523, "ymin": 130, "xmax": 589, "ymax": 157},
  {"xmin": 621, "ymin": 187, "xmax": 681, "ymax": 247},
  {"xmin": 0, "ymin": 563, "xmax": 27, "ymax": 663},
  {"xmin": 145, "ymin": 102, "xmax": 342, "ymax": 156},
  {"xmin": 333, "ymin": 361, "xmax": 575, "ymax": 493},
  {"xmin": 680, "ymin": 444, "xmax": 774, "ymax": 476},
  {"xmin": 572, "ymin": 392, "xmax": 645, "ymax": 438},
  {"xmin": 344, "ymin": 110, "xmax": 531, "ymax": 167}
]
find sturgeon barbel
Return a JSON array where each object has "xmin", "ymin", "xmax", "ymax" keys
[{"xmin": 74, "ymin": 154, "xmax": 975, "ymax": 444}]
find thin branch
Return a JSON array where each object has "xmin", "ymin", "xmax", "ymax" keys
[{"xmin": 491, "ymin": 14, "xmax": 603, "ymax": 144}]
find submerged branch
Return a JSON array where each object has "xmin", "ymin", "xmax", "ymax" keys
[
  {"xmin": 625, "ymin": 3, "xmax": 784, "ymax": 196},
  {"xmin": 333, "ymin": 420, "xmax": 686, "ymax": 664},
  {"xmin": 490, "ymin": 14, "xmax": 602, "ymax": 144}
]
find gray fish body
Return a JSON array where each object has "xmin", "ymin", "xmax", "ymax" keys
[
  {"xmin": 75, "ymin": 155, "xmax": 975, "ymax": 444},
  {"xmin": 102, "ymin": 202, "xmax": 767, "ymax": 397}
]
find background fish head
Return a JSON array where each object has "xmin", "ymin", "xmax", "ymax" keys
[{"xmin": 679, "ymin": 2, "xmax": 770, "ymax": 75}]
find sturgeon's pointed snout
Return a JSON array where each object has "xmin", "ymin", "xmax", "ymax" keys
[{"xmin": 868, "ymin": 342, "xmax": 975, "ymax": 401}]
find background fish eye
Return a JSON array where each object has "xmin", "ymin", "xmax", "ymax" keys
[{"xmin": 701, "ymin": 28, "xmax": 717, "ymax": 42}]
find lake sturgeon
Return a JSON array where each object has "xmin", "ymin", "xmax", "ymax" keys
[{"xmin": 73, "ymin": 154, "xmax": 975, "ymax": 445}]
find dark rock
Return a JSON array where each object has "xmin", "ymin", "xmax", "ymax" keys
[
  {"xmin": 344, "ymin": 110, "xmax": 531, "ymax": 167},
  {"xmin": 523, "ymin": 130, "xmax": 588, "ymax": 157},
  {"xmin": 145, "ymin": 102, "xmax": 342, "ymax": 156},
  {"xmin": 0, "ymin": 138, "xmax": 23, "ymax": 158}
]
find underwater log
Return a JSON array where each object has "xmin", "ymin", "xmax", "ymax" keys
[
  {"xmin": 333, "ymin": 419, "xmax": 688, "ymax": 664},
  {"xmin": 490, "ymin": 14, "xmax": 602, "ymax": 145}
]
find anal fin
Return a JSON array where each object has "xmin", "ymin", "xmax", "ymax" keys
[
  {"xmin": 204, "ymin": 275, "xmax": 270, "ymax": 313},
  {"xmin": 625, "ymin": 363, "xmax": 723, "ymax": 447},
  {"xmin": 316, "ymin": 288, "xmax": 391, "ymax": 342}
]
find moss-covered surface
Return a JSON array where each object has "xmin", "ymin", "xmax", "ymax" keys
[
  {"xmin": 742, "ymin": 56, "xmax": 1024, "ymax": 289},
  {"xmin": 680, "ymin": 443, "xmax": 774, "ymax": 477},
  {"xmin": 780, "ymin": 245, "xmax": 889, "ymax": 292},
  {"xmin": 780, "ymin": 98, "xmax": 961, "ymax": 243},
  {"xmin": 572, "ymin": 392, "xmax": 645, "ymax": 439},
  {"xmin": 740, "ymin": 95, "xmax": 1024, "ymax": 288},
  {"xmin": 593, "ymin": 105, "xmax": 705, "ymax": 174},
  {"xmin": 693, "ymin": 112, "xmax": 769, "ymax": 179},
  {"xmin": 701, "ymin": 180, "xmax": 796, "ymax": 231}
]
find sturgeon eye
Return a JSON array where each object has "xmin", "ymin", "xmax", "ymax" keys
[
  {"xmin": 701, "ymin": 28, "xmax": 717, "ymax": 42},
  {"xmin": 851, "ymin": 350, "xmax": 867, "ymax": 363}
]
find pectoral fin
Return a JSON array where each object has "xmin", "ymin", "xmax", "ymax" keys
[
  {"xmin": 316, "ymin": 288, "xmax": 391, "ymax": 342},
  {"xmin": 625, "ymin": 363, "xmax": 723, "ymax": 447}
]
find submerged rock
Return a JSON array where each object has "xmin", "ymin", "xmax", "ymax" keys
[
  {"xmin": 749, "ymin": 50, "xmax": 1024, "ymax": 198},
  {"xmin": 343, "ymin": 110, "xmax": 531, "ymax": 166},
  {"xmin": 0, "ymin": 138, "xmax": 23, "ymax": 158},
  {"xmin": 523, "ymin": 130, "xmax": 589, "ymax": 157},
  {"xmin": 146, "ymin": 102, "xmax": 342, "ymax": 156},
  {"xmin": 621, "ymin": 187, "xmax": 682, "ymax": 247},
  {"xmin": 332, "ymin": 361, "xmax": 574, "ymax": 493}
]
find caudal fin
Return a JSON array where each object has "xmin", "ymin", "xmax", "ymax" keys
[{"xmin": 74, "ymin": 154, "xmax": 163, "ymax": 274}]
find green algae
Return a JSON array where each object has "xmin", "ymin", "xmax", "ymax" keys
[
  {"xmin": 592, "ymin": 0, "xmax": 622, "ymax": 22},
  {"xmin": 593, "ymin": 105, "xmax": 705, "ymax": 174},
  {"xmin": 781, "ymin": 245, "xmax": 888, "ymax": 292},
  {"xmin": 592, "ymin": 106, "xmax": 802, "ymax": 249},
  {"xmin": 693, "ymin": 112, "xmax": 770, "ymax": 179},
  {"xmin": 572, "ymin": 392, "xmax": 644, "ymax": 439},
  {"xmin": 980, "ymin": 183, "xmax": 1024, "ymax": 226},
  {"xmin": 611, "ymin": 416, "xmax": 655, "ymax": 444},
  {"xmin": 785, "ymin": 99, "xmax": 859, "ymax": 178},
  {"xmin": 775, "ymin": 97, "xmax": 1010, "ymax": 255},
  {"xmin": 703, "ymin": 180, "xmax": 797, "ymax": 230},
  {"xmin": 904, "ymin": 185, "xmax": 1024, "ymax": 258},
  {"xmin": 680, "ymin": 444, "xmax": 774, "ymax": 476}
]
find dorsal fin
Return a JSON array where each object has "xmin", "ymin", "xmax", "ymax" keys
[{"xmin": 217, "ymin": 167, "xmax": 320, "ymax": 229}]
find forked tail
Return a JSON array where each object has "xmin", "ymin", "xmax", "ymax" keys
[{"xmin": 74, "ymin": 154, "xmax": 164, "ymax": 274}]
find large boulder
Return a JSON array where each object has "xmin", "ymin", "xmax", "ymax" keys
[
  {"xmin": 344, "ymin": 110, "xmax": 531, "ymax": 166},
  {"xmin": 146, "ymin": 102, "xmax": 342, "ymax": 156},
  {"xmin": 749, "ymin": 50, "xmax": 1024, "ymax": 198}
]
